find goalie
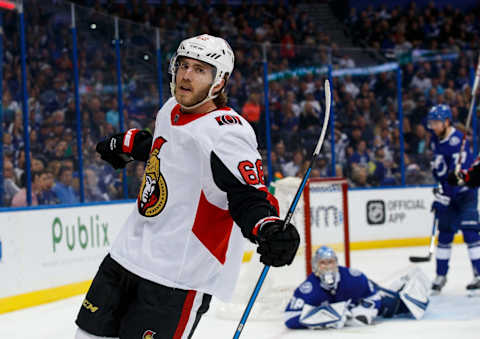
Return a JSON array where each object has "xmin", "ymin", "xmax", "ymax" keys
[{"xmin": 284, "ymin": 246, "xmax": 430, "ymax": 329}]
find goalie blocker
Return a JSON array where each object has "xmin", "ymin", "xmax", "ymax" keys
[{"xmin": 285, "ymin": 247, "xmax": 430, "ymax": 329}]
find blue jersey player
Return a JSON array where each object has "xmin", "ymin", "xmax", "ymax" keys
[
  {"xmin": 284, "ymin": 246, "xmax": 430, "ymax": 329},
  {"xmin": 448, "ymin": 159, "xmax": 480, "ymax": 295},
  {"xmin": 428, "ymin": 104, "xmax": 480, "ymax": 295}
]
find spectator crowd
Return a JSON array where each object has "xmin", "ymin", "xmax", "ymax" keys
[{"xmin": 1, "ymin": 0, "xmax": 480, "ymax": 207}]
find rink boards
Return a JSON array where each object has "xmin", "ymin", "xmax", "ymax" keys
[{"xmin": 0, "ymin": 186, "xmax": 465, "ymax": 313}]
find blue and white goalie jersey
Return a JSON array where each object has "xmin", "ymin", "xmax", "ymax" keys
[
  {"xmin": 430, "ymin": 127, "xmax": 474, "ymax": 198},
  {"xmin": 284, "ymin": 266, "xmax": 380, "ymax": 329}
]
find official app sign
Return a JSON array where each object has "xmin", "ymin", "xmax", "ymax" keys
[
  {"xmin": 366, "ymin": 200, "xmax": 385, "ymax": 225},
  {"xmin": 367, "ymin": 199, "xmax": 426, "ymax": 225}
]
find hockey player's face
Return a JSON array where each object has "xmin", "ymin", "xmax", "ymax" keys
[
  {"xmin": 429, "ymin": 120, "xmax": 447, "ymax": 138},
  {"xmin": 316, "ymin": 258, "xmax": 337, "ymax": 273},
  {"xmin": 175, "ymin": 58, "xmax": 214, "ymax": 107},
  {"xmin": 315, "ymin": 258, "xmax": 338, "ymax": 288}
]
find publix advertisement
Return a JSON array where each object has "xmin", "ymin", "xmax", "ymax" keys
[{"xmin": 0, "ymin": 202, "xmax": 135, "ymax": 299}]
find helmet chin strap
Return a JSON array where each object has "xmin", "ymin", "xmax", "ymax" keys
[{"xmin": 178, "ymin": 87, "xmax": 219, "ymax": 110}]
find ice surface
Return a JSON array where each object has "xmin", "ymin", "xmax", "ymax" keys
[{"xmin": 1, "ymin": 245, "xmax": 479, "ymax": 338}]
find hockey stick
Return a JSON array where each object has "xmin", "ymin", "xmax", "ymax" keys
[
  {"xmin": 456, "ymin": 54, "xmax": 480, "ymax": 172},
  {"xmin": 232, "ymin": 79, "xmax": 332, "ymax": 339},
  {"xmin": 409, "ymin": 217, "xmax": 438, "ymax": 263}
]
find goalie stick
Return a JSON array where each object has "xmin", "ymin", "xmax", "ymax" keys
[
  {"xmin": 456, "ymin": 54, "xmax": 480, "ymax": 173},
  {"xmin": 232, "ymin": 79, "xmax": 332, "ymax": 339},
  {"xmin": 409, "ymin": 217, "xmax": 438, "ymax": 263}
]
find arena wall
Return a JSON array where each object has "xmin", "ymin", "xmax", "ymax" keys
[{"xmin": 0, "ymin": 186, "xmax": 464, "ymax": 313}]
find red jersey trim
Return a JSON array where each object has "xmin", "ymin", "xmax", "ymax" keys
[
  {"xmin": 192, "ymin": 190, "xmax": 234, "ymax": 265},
  {"xmin": 171, "ymin": 104, "xmax": 232, "ymax": 126},
  {"xmin": 258, "ymin": 186, "xmax": 280, "ymax": 215},
  {"xmin": 173, "ymin": 290, "xmax": 196, "ymax": 339},
  {"xmin": 464, "ymin": 170, "xmax": 470, "ymax": 184},
  {"xmin": 122, "ymin": 129, "xmax": 139, "ymax": 153},
  {"xmin": 252, "ymin": 216, "xmax": 281, "ymax": 236}
]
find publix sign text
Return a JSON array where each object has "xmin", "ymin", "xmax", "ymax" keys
[{"xmin": 52, "ymin": 215, "xmax": 110, "ymax": 252}]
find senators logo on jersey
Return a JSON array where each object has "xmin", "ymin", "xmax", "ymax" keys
[{"xmin": 138, "ymin": 137, "xmax": 168, "ymax": 217}]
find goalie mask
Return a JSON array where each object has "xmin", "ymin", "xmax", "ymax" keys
[
  {"xmin": 312, "ymin": 246, "xmax": 340, "ymax": 291},
  {"xmin": 169, "ymin": 34, "xmax": 235, "ymax": 110}
]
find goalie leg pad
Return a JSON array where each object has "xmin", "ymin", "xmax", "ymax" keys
[
  {"xmin": 399, "ymin": 267, "xmax": 430, "ymax": 319},
  {"xmin": 378, "ymin": 290, "xmax": 402, "ymax": 318},
  {"xmin": 370, "ymin": 281, "xmax": 402, "ymax": 318},
  {"xmin": 299, "ymin": 301, "xmax": 350, "ymax": 329}
]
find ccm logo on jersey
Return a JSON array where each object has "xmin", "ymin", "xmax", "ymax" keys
[
  {"xmin": 82, "ymin": 299, "xmax": 99, "ymax": 313},
  {"xmin": 215, "ymin": 115, "xmax": 242, "ymax": 126}
]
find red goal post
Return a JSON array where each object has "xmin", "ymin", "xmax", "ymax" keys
[{"xmin": 272, "ymin": 176, "xmax": 350, "ymax": 278}]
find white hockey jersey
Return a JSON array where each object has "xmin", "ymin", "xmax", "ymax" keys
[{"xmin": 110, "ymin": 97, "xmax": 275, "ymax": 301}]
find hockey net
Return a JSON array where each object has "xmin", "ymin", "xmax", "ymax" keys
[{"xmin": 215, "ymin": 177, "xmax": 350, "ymax": 321}]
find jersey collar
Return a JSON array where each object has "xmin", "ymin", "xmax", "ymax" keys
[{"xmin": 170, "ymin": 104, "xmax": 232, "ymax": 126}]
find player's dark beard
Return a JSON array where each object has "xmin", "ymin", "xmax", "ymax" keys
[
  {"xmin": 177, "ymin": 82, "xmax": 211, "ymax": 110},
  {"xmin": 189, "ymin": 85, "xmax": 211, "ymax": 108}
]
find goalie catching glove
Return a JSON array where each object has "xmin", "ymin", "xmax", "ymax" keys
[
  {"xmin": 253, "ymin": 217, "xmax": 300, "ymax": 267},
  {"xmin": 96, "ymin": 129, "xmax": 152, "ymax": 169}
]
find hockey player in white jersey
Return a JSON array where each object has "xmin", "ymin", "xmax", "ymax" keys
[{"xmin": 75, "ymin": 34, "xmax": 300, "ymax": 339}]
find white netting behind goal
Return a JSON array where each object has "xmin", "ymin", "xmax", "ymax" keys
[{"xmin": 215, "ymin": 177, "xmax": 350, "ymax": 321}]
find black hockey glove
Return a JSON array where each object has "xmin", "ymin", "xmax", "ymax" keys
[
  {"xmin": 96, "ymin": 129, "xmax": 152, "ymax": 169},
  {"xmin": 447, "ymin": 170, "xmax": 466, "ymax": 186},
  {"xmin": 254, "ymin": 217, "xmax": 300, "ymax": 267}
]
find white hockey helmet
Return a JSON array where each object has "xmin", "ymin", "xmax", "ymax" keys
[
  {"xmin": 312, "ymin": 246, "xmax": 339, "ymax": 290},
  {"xmin": 169, "ymin": 34, "xmax": 235, "ymax": 109}
]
